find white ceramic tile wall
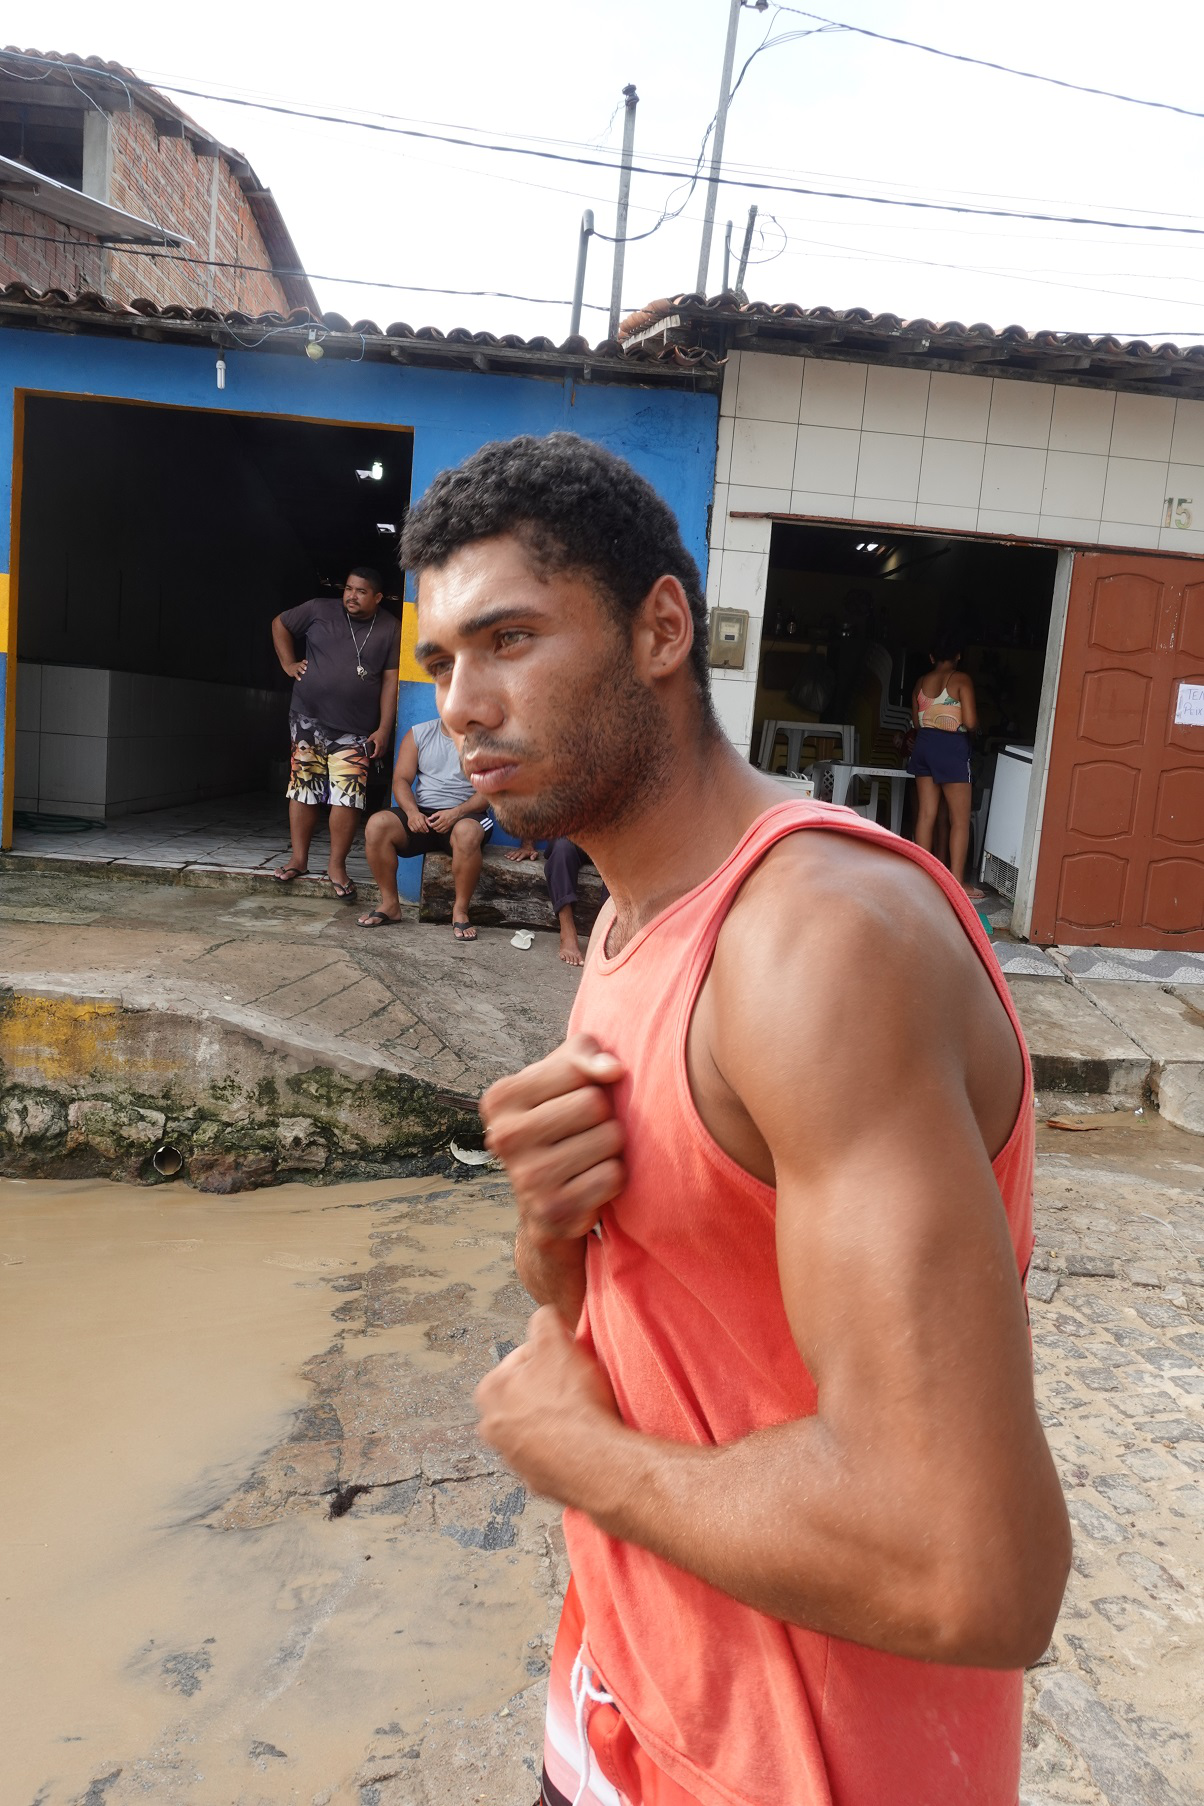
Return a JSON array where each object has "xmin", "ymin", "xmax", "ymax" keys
[
  {"xmin": 924, "ymin": 372, "xmax": 991, "ymax": 442},
  {"xmin": 855, "ymin": 432, "xmax": 923, "ymax": 503},
  {"xmin": 14, "ymin": 729, "xmax": 38, "ymax": 799},
  {"xmin": 861, "ymin": 365, "xmax": 930, "ymax": 435},
  {"xmin": 704, "ymin": 350, "xmax": 1204, "ymax": 755},
  {"xmin": 41, "ymin": 665, "xmax": 110, "ymax": 737},
  {"xmin": 15, "ymin": 663, "xmax": 40, "ymax": 733},
  {"xmin": 15, "ymin": 663, "xmax": 287, "ymax": 818}
]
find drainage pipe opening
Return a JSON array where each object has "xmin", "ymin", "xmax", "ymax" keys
[{"xmin": 152, "ymin": 1144, "xmax": 184, "ymax": 1178}]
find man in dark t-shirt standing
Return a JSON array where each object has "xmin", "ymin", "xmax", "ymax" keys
[{"xmin": 271, "ymin": 567, "xmax": 401, "ymax": 900}]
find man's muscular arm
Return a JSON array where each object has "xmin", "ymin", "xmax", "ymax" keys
[{"xmin": 477, "ymin": 839, "xmax": 1070, "ymax": 1669}]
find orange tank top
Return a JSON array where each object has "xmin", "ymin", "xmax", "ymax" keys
[{"xmin": 563, "ymin": 799, "xmax": 1034, "ymax": 1806}]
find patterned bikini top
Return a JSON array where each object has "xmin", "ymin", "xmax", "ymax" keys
[{"xmin": 918, "ymin": 677, "xmax": 964, "ymax": 733}]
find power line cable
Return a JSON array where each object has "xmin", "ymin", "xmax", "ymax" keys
[
  {"xmin": 5, "ymin": 48, "xmax": 1204, "ymax": 241},
  {"xmin": 773, "ymin": 5, "xmax": 1204, "ymax": 122},
  {"xmin": 0, "ymin": 233, "xmax": 611, "ymax": 311},
  {"xmin": 9, "ymin": 228, "xmax": 1204, "ymax": 340}
]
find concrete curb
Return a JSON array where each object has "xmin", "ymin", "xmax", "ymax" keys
[
  {"xmin": 1072, "ymin": 981, "xmax": 1204, "ymax": 1135},
  {"xmin": 0, "ymin": 849, "xmax": 385, "ymax": 902},
  {"xmin": 0, "ymin": 979, "xmax": 480, "ymax": 1191},
  {"xmin": 1007, "ymin": 978, "xmax": 1152, "ymax": 1108}
]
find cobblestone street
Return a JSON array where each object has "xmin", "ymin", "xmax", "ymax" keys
[
  {"xmin": 1024, "ymin": 1114, "xmax": 1204, "ymax": 1806},
  {"xmin": 4, "ymin": 1117, "xmax": 1203, "ymax": 1804}
]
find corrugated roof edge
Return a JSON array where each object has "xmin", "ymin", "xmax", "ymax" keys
[
  {"xmin": 0, "ymin": 48, "xmax": 318, "ymax": 315},
  {"xmin": 617, "ymin": 291, "xmax": 1204, "ymax": 399},
  {"xmin": 0, "ymin": 281, "xmax": 722, "ymax": 387}
]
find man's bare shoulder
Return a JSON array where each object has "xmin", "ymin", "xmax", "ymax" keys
[
  {"xmin": 722, "ymin": 826, "xmax": 976, "ymax": 980},
  {"xmin": 707, "ymin": 826, "xmax": 1020, "ymax": 1154}
]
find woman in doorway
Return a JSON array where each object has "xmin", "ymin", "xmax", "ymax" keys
[{"xmin": 908, "ymin": 631, "xmax": 984, "ymax": 900}]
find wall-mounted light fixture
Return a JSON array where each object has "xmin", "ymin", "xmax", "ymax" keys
[
  {"xmin": 215, "ymin": 353, "xmax": 226, "ymax": 391},
  {"xmin": 305, "ymin": 328, "xmax": 324, "ymax": 361}
]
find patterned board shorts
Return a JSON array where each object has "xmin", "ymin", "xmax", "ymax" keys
[{"xmin": 287, "ymin": 715, "xmax": 370, "ymax": 811}]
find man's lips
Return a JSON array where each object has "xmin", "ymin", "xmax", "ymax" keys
[{"xmin": 468, "ymin": 761, "xmax": 521, "ymax": 794}]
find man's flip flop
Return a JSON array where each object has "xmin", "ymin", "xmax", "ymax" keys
[
  {"xmin": 327, "ymin": 877, "xmax": 357, "ymax": 901},
  {"xmin": 452, "ymin": 920, "xmax": 477, "ymax": 941},
  {"xmin": 358, "ymin": 909, "xmax": 400, "ymax": 928},
  {"xmin": 273, "ymin": 865, "xmax": 308, "ymax": 883}
]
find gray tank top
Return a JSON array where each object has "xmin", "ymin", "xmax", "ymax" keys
[{"xmin": 411, "ymin": 717, "xmax": 475, "ymax": 810}]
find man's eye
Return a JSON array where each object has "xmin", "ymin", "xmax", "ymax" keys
[{"xmin": 496, "ymin": 630, "xmax": 530, "ymax": 649}]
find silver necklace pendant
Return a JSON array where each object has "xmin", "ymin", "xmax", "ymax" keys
[{"xmin": 347, "ymin": 609, "xmax": 378, "ymax": 680}]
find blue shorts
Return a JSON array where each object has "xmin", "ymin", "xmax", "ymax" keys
[{"xmin": 908, "ymin": 726, "xmax": 971, "ymax": 785}]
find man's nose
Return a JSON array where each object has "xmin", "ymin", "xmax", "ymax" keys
[{"xmin": 440, "ymin": 655, "xmax": 504, "ymax": 736}]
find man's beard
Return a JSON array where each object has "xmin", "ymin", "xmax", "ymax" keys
[{"xmin": 466, "ymin": 650, "xmax": 672, "ymax": 844}]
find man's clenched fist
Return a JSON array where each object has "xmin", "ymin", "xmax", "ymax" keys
[{"xmin": 480, "ymin": 1034, "xmax": 626, "ymax": 1323}]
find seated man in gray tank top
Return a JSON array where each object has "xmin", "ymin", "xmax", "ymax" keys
[{"xmin": 358, "ymin": 716, "xmax": 494, "ymax": 938}]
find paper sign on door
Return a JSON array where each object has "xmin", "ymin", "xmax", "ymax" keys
[{"xmin": 1174, "ymin": 682, "xmax": 1204, "ymax": 726}]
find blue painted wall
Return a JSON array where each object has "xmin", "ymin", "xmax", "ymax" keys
[{"xmin": 0, "ymin": 328, "xmax": 718, "ymax": 891}]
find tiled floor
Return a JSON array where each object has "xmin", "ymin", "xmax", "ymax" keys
[
  {"xmin": 992, "ymin": 941, "xmax": 1062, "ymax": 978},
  {"xmin": 1059, "ymin": 944, "xmax": 1204, "ymax": 985},
  {"xmin": 8, "ymin": 792, "xmax": 374, "ymax": 886}
]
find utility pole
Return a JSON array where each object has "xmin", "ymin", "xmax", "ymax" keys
[
  {"xmin": 696, "ymin": 0, "xmax": 765, "ymax": 294},
  {"xmin": 607, "ymin": 85, "xmax": 639, "ymax": 341},
  {"xmin": 721, "ymin": 219, "xmax": 734, "ymax": 293},
  {"xmin": 734, "ymin": 202, "xmax": 758, "ymax": 297},
  {"xmin": 570, "ymin": 209, "xmax": 594, "ymax": 340}
]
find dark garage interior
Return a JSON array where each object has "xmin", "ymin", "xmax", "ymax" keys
[{"xmin": 13, "ymin": 395, "xmax": 411, "ymax": 829}]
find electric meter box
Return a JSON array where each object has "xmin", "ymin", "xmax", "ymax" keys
[{"xmin": 708, "ymin": 606, "xmax": 749, "ymax": 670}]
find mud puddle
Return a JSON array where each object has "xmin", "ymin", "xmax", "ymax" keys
[{"xmin": 0, "ymin": 1175, "xmax": 561, "ymax": 1806}]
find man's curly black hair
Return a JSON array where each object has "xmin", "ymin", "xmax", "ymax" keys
[{"xmin": 400, "ymin": 432, "xmax": 713, "ymax": 703}]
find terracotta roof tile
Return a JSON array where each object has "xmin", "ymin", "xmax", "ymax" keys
[
  {"xmin": 0, "ymin": 281, "xmax": 720, "ymax": 386},
  {"xmin": 618, "ymin": 293, "xmax": 1204, "ymax": 395}
]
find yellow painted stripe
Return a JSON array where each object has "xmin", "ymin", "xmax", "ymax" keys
[
  {"xmin": 399, "ymin": 597, "xmax": 433, "ymax": 684},
  {"xmin": 0, "ymin": 573, "xmax": 9, "ymax": 651}
]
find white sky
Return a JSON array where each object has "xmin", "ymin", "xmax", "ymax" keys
[{"xmin": 9, "ymin": 0, "xmax": 1204, "ymax": 345}]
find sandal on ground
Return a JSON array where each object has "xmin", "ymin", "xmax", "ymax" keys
[
  {"xmin": 273, "ymin": 864, "xmax": 309, "ymax": 883},
  {"xmin": 326, "ymin": 876, "xmax": 357, "ymax": 901},
  {"xmin": 452, "ymin": 919, "xmax": 477, "ymax": 941},
  {"xmin": 358, "ymin": 909, "xmax": 401, "ymax": 928},
  {"xmin": 965, "ymin": 886, "xmax": 987, "ymax": 902}
]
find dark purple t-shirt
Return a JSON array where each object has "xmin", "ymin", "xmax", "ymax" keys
[{"xmin": 279, "ymin": 597, "xmax": 401, "ymax": 738}]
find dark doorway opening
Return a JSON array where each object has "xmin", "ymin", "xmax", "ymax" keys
[
  {"xmin": 756, "ymin": 521, "xmax": 1060, "ymax": 895},
  {"xmin": 13, "ymin": 395, "xmax": 411, "ymax": 859}
]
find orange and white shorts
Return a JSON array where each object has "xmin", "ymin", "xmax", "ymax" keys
[{"xmin": 540, "ymin": 1579, "xmax": 701, "ymax": 1806}]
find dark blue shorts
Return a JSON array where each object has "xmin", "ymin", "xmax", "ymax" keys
[{"xmin": 907, "ymin": 727, "xmax": 971, "ymax": 785}]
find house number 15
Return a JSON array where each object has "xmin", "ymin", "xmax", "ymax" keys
[{"xmin": 1164, "ymin": 496, "xmax": 1194, "ymax": 528}]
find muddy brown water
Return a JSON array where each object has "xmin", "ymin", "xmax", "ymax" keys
[{"xmin": 0, "ymin": 1175, "xmax": 558, "ymax": 1806}]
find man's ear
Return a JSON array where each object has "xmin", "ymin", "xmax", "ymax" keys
[{"xmin": 632, "ymin": 575, "xmax": 695, "ymax": 680}]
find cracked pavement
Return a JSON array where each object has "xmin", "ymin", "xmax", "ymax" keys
[
  {"xmin": 3, "ymin": 1119, "xmax": 1203, "ymax": 1804},
  {"xmin": 1023, "ymin": 1115, "xmax": 1204, "ymax": 1806},
  {"xmin": 0, "ymin": 867, "xmax": 581, "ymax": 1096}
]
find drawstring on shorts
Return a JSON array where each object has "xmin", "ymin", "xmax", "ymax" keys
[{"xmin": 569, "ymin": 1645, "xmax": 615, "ymax": 1806}]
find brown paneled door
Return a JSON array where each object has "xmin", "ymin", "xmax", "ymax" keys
[{"xmin": 1031, "ymin": 552, "xmax": 1204, "ymax": 948}]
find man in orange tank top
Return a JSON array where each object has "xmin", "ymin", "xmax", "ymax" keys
[{"xmin": 402, "ymin": 434, "xmax": 1071, "ymax": 1806}]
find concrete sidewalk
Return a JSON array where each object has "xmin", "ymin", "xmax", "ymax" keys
[
  {"xmin": 0, "ymin": 866, "xmax": 581, "ymax": 1188},
  {"xmin": 1012, "ymin": 977, "xmax": 1204, "ymax": 1134},
  {"xmin": 2, "ymin": 862, "xmax": 1204, "ymax": 1189}
]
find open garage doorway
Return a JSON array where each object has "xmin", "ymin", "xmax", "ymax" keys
[
  {"xmin": 754, "ymin": 521, "xmax": 1060, "ymax": 914},
  {"xmin": 8, "ymin": 394, "xmax": 411, "ymax": 875}
]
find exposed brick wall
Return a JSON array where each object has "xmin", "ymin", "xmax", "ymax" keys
[
  {"xmin": 1, "ymin": 103, "xmax": 293, "ymax": 315},
  {"xmin": 0, "ymin": 199, "xmax": 106, "ymax": 293},
  {"xmin": 104, "ymin": 109, "xmax": 289, "ymax": 314}
]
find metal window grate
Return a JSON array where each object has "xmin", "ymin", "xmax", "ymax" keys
[{"xmin": 982, "ymin": 850, "xmax": 1018, "ymax": 902}]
